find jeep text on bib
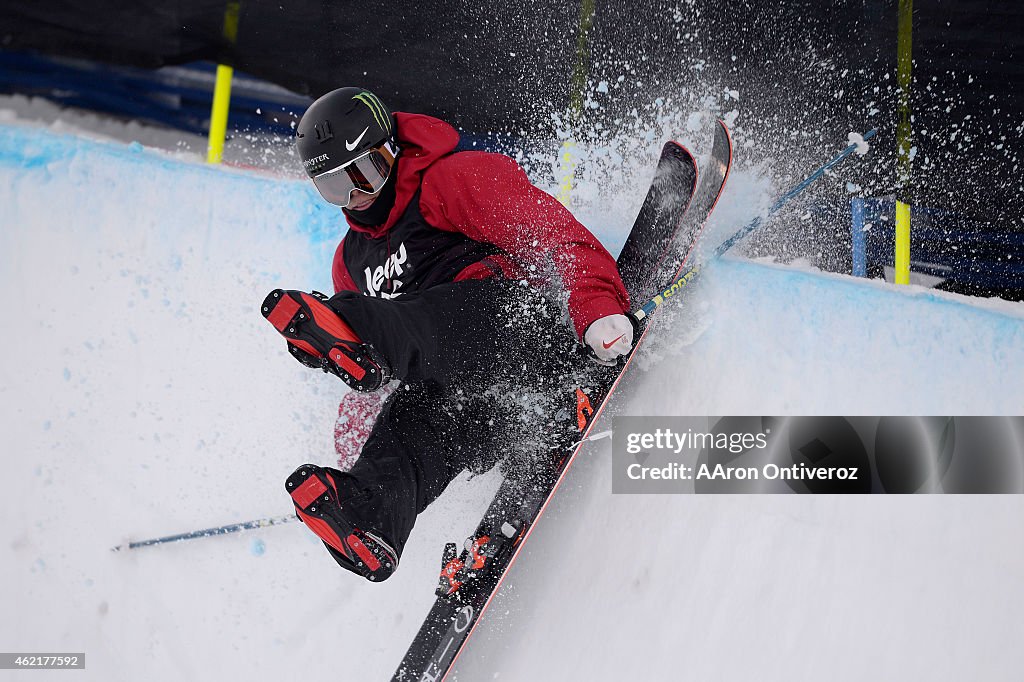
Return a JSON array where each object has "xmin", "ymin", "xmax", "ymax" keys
[{"xmin": 342, "ymin": 190, "xmax": 501, "ymax": 299}]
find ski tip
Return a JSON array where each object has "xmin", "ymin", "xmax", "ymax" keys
[{"xmin": 665, "ymin": 139, "xmax": 696, "ymax": 161}]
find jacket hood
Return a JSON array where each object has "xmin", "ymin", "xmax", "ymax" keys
[{"xmin": 342, "ymin": 112, "xmax": 459, "ymax": 238}]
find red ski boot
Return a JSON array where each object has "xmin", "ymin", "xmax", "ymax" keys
[
  {"xmin": 285, "ymin": 464, "xmax": 398, "ymax": 581},
  {"xmin": 261, "ymin": 289, "xmax": 390, "ymax": 392}
]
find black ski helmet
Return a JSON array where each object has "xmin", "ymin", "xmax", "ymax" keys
[{"xmin": 296, "ymin": 87, "xmax": 395, "ymax": 178}]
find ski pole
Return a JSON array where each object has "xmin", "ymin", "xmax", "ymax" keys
[
  {"xmin": 632, "ymin": 128, "xmax": 878, "ymax": 322},
  {"xmin": 112, "ymin": 514, "xmax": 297, "ymax": 551}
]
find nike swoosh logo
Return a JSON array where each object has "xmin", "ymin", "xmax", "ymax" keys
[
  {"xmin": 602, "ymin": 334, "xmax": 626, "ymax": 350},
  {"xmin": 345, "ymin": 127, "xmax": 369, "ymax": 152}
]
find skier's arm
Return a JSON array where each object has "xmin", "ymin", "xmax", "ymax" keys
[{"xmin": 421, "ymin": 153, "xmax": 630, "ymax": 339}]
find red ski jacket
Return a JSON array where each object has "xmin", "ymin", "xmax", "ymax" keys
[{"xmin": 332, "ymin": 112, "xmax": 629, "ymax": 339}]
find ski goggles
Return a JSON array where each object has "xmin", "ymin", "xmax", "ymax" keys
[{"xmin": 312, "ymin": 139, "xmax": 399, "ymax": 207}]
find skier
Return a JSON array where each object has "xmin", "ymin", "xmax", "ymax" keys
[{"xmin": 263, "ymin": 87, "xmax": 635, "ymax": 581}]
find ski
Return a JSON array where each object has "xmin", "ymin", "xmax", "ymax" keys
[
  {"xmin": 616, "ymin": 141, "xmax": 698, "ymax": 305},
  {"xmin": 392, "ymin": 121, "xmax": 733, "ymax": 682},
  {"xmin": 632, "ymin": 127, "xmax": 879, "ymax": 323}
]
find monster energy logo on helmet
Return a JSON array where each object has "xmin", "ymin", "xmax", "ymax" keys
[{"xmin": 353, "ymin": 91, "xmax": 393, "ymax": 136}]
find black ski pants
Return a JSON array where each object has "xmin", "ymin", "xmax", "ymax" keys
[{"xmin": 324, "ymin": 278, "xmax": 599, "ymax": 558}]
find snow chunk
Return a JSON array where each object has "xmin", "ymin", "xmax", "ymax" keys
[{"xmin": 848, "ymin": 132, "xmax": 870, "ymax": 155}]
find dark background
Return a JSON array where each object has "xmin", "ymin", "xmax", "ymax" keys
[{"xmin": 2, "ymin": 0, "xmax": 1022, "ymax": 292}]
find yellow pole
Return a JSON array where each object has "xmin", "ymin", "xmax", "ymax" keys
[
  {"xmin": 556, "ymin": 0, "xmax": 596, "ymax": 206},
  {"xmin": 207, "ymin": 1, "xmax": 241, "ymax": 164},
  {"xmin": 556, "ymin": 139, "xmax": 576, "ymax": 205},
  {"xmin": 894, "ymin": 0, "xmax": 913, "ymax": 284},
  {"xmin": 207, "ymin": 64, "xmax": 234, "ymax": 164},
  {"xmin": 895, "ymin": 201, "xmax": 911, "ymax": 283}
]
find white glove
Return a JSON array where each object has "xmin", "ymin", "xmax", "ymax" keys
[{"xmin": 584, "ymin": 314, "xmax": 634, "ymax": 365}]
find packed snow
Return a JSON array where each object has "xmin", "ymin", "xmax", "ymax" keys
[{"xmin": 1, "ymin": 117, "xmax": 1022, "ymax": 682}]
